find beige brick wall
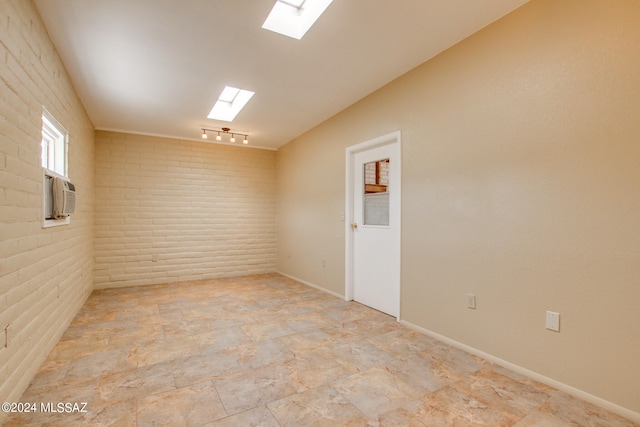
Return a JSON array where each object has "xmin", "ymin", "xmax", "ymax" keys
[
  {"xmin": 0, "ymin": 0, "xmax": 95, "ymax": 409},
  {"xmin": 94, "ymin": 131, "xmax": 276, "ymax": 288},
  {"xmin": 364, "ymin": 160, "xmax": 389, "ymax": 186}
]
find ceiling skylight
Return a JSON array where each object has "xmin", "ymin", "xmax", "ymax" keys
[
  {"xmin": 262, "ymin": 0, "xmax": 333, "ymax": 40},
  {"xmin": 207, "ymin": 86, "xmax": 255, "ymax": 122}
]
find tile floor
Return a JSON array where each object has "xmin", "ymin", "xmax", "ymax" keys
[{"xmin": 4, "ymin": 274, "xmax": 638, "ymax": 426}]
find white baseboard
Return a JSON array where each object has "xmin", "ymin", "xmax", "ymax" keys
[
  {"xmin": 399, "ymin": 320, "xmax": 640, "ymax": 424},
  {"xmin": 276, "ymin": 271, "xmax": 345, "ymax": 300},
  {"xmin": 272, "ymin": 273, "xmax": 639, "ymax": 423}
]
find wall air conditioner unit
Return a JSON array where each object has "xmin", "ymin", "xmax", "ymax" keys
[{"xmin": 51, "ymin": 176, "xmax": 76, "ymax": 218}]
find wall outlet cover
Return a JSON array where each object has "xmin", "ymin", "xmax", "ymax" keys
[
  {"xmin": 546, "ymin": 311, "xmax": 560, "ymax": 332},
  {"xmin": 466, "ymin": 294, "xmax": 476, "ymax": 309}
]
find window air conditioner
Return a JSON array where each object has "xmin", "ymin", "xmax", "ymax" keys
[{"xmin": 52, "ymin": 177, "xmax": 76, "ymax": 218}]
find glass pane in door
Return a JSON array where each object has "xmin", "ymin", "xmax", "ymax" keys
[{"xmin": 363, "ymin": 159, "xmax": 389, "ymax": 226}]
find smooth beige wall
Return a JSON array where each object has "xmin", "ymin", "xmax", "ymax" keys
[
  {"xmin": 0, "ymin": 0, "xmax": 95, "ymax": 408},
  {"xmin": 277, "ymin": 0, "xmax": 640, "ymax": 415},
  {"xmin": 94, "ymin": 131, "xmax": 276, "ymax": 288}
]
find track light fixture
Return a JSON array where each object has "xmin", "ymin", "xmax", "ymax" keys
[{"xmin": 201, "ymin": 127, "xmax": 249, "ymax": 144}]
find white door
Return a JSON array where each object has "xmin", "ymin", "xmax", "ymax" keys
[{"xmin": 346, "ymin": 133, "xmax": 400, "ymax": 318}]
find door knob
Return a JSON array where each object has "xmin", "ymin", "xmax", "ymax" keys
[{"xmin": 351, "ymin": 223, "xmax": 358, "ymax": 230}]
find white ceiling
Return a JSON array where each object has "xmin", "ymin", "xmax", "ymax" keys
[{"xmin": 34, "ymin": 0, "xmax": 529, "ymax": 150}]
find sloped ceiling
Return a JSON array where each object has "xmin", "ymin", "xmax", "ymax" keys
[{"xmin": 35, "ymin": 0, "xmax": 529, "ymax": 149}]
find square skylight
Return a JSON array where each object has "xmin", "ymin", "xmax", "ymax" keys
[
  {"xmin": 207, "ymin": 86, "xmax": 255, "ymax": 122},
  {"xmin": 262, "ymin": 0, "xmax": 333, "ymax": 40}
]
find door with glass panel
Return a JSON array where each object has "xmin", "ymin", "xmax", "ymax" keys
[{"xmin": 351, "ymin": 141, "xmax": 400, "ymax": 317}]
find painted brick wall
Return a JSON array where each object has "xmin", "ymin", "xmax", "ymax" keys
[
  {"xmin": 364, "ymin": 160, "xmax": 389, "ymax": 185},
  {"xmin": 94, "ymin": 131, "xmax": 276, "ymax": 288},
  {"xmin": 0, "ymin": 0, "xmax": 95, "ymax": 409}
]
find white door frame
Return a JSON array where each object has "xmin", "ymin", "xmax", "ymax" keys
[{"xmin": 345, "ymin": 131, "xmax": 401, "ymax": 320}]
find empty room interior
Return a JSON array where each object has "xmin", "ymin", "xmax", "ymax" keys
[{"xmin": 1, "ymin": 0, "xmax": 639, "ymax": 425}]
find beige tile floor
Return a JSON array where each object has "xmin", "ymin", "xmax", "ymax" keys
[{"xmin": 5, "ymin": 274, "xmax": 638, "ymax": 426}]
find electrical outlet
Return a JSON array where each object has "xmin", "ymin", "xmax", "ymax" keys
[
  {"xmin": 466, "ymin": 294, "xmax": 476, "ymax": 309},
  {"xmin": 546, "ymin": 311, "xmax": 560, "ymax": 332},
  {"xmin": 152, "ymin": 255, "xmax": 158, "ymax": 262}
]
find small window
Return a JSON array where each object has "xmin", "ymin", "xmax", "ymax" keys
[
  {"xmin": 41, "ymin": 109, "xmax": 70, "ymax": 227},
  {"xmin": 41, "ymin": 109, "xmax": 67, "ymax": 177}
]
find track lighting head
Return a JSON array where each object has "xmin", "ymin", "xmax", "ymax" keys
[{"xmin": 200, "ymin": 128, "xmax": 249, "ymax": 145}]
